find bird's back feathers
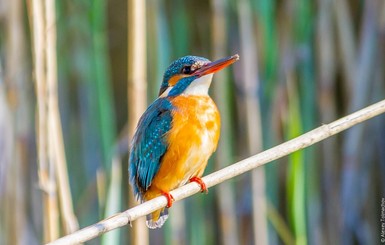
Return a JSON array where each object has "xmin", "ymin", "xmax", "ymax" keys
[{"xmin": 129, "ymin": 98, "xmax": 173, "ymax": 200}]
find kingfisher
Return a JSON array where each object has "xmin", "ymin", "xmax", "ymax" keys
[{"xmin": 129, "ymin": 54, "xmax": 239, "ymax": 229}]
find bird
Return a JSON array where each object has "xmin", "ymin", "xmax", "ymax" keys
[{"xmin": 129, "ymin": 54, "xmax": 239, "ymax": 229}]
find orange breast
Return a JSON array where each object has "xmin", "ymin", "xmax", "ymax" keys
[{"xmin": 144, "ymin": 95, "xmax": 220, "ymax": 200}]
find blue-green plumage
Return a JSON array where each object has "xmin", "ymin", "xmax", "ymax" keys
[
  {"xmin": 168, "ymin": 76, "xmax": 196, "ymax": 96},
  {"xmin": 129, "ymin": 98, "xmax": 173, "ymax": 200}
]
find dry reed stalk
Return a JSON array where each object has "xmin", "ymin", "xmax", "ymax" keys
[
  {"xmin": 237, "ymin": 0, "xmax": 268, "ymax": 244},
  {"xmin": 30, "ymin": 0, "xmax": 60, "ymax": 242},
  {"xmin": 211, "ymin": 0, "xmax": 239, "ymax": 244},
  {"xmin": 127, "ymin": 0, "xmax": 148, "ymax": 243},
  {"xmin": 2, "ymin": 0, "xmax": 29, "ymax": 243},
  {"xmin": 44, "ymin": 0, "xmax": 78, "ymax": 234},
  {"xmin": 47, "ymin": 99, "xmax": 385, "ymax": 245},
  {"xmin": 0, "ymin": 77, "xmax": 18, "ymax": 245}
]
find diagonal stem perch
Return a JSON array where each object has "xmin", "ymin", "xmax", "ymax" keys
[{"xmin": 47, "ymin": 99, "xmax": 385, "ymax": 245}]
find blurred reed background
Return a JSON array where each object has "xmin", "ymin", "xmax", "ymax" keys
[{"xmin": 0, "ymin": 0, "xmax": 385, "ymax": 244}]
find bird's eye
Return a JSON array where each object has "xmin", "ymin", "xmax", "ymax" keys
[{"xmin": 181, "ymin": 66, "xmax": 192, "ymax": 74}]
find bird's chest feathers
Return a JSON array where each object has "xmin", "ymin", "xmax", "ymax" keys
[
  {"xmin": 165, "ymin": 95, "xmax": 220, "ymax": 177},
  {"xmin": 170, "ymin": 95, "xmax": 220, "ymax": 147}
]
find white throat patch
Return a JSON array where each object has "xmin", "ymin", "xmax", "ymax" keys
[{"xmin": 183, "ymin": 74, "xmax": 214, "ymax": 95}]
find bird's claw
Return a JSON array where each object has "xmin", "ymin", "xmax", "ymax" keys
[
  {"xmin": 161, "ymin": 191, "xmax": 175, "ymax": 208},
  {"xmin": 190, "ymin": 176, "xmax": 208, "ymax": 194}
]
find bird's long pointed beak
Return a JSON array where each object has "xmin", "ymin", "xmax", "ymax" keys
[{"xmin": 194, "ymin": 54, "xmax": 239, "ymax": 77}]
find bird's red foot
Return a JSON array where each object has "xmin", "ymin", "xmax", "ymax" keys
[
  {"xmin": 161, "ymin": 191, "xmax": 175, "ymax": 208},
  {"xmin": 190, "ymin": 177, "xmax": 208, "ymax": 194}
]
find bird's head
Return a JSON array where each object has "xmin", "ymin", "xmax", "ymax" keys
[{"xmin": 159, "ymin": 54, "xmax": 239, "ymax": 97}]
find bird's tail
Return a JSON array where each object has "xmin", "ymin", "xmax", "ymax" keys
[{"xmin": 146, "ymin": 208, "xmax": 168, "ymax": 229}]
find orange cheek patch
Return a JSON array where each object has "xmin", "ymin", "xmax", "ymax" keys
[{"xmin": 168, "ymin": 74, "xmax": 187, "ymax": 86}]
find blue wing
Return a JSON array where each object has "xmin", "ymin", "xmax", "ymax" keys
[{"xmin": 129, "ymin": 98, "xmax": 173, "ymax": 200}]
